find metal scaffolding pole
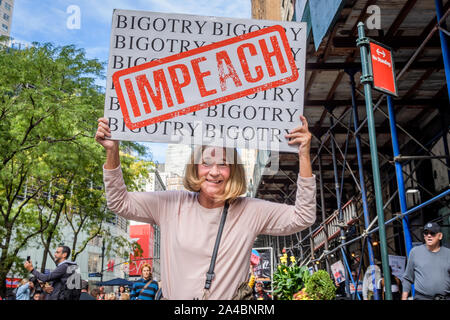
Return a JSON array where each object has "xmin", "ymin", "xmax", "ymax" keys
[
  {"xmin": 284, "ymin": 4, "xmax": 450, "ymax": 287},
  {"xmin": 329, "ymin": 116, "xmax": 350, "ymax": 298},
  {"xmin": 356, "ymin": 22, "xmax": 392, "ymax": 300},
  {"xmin": 348, "ymin": 69, "xmax": 380, "ymax": 300},
  {"xmin": 387, "ymin": 96, "xmax": 414, "ymax": 257},
  {"xmin": 318, "ymin": 154, "xmax": 331, "ymax": 274},
  {"xmin": 435, "ymin": 0, "xmax": 450, "ymax": 100},
  {"xmin": 313, "ymin": 189, "xmax": 450, "ymax": 261}
]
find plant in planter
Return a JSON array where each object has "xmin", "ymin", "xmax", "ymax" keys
[
  {"xmin": 304, "ymin": 270, "xmax": 336, "ymax": 300},
  {"xmin": 273, "ymin": 253, "xmax": 311, "ymax": 300}
]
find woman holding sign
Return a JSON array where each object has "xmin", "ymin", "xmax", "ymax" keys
[{"xmin": 95, "ymin": 115, "xmax": 315, "ymax": 300}]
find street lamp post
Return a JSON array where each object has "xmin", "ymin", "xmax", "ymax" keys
[{"xmin": 100, "ymin": 238, "xmax": 106, "ymax": 282}]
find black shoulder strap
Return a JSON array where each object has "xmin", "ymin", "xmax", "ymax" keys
[{"xmin": 204, "ymin": 201, "xmax": 229, "ymax": 290}]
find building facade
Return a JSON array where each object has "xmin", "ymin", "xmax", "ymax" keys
[
  {"xmin": 0, "ymin": 0, "xmax": 14, "ymax": 37},
  {"xmin": 12, "ymin": 215, "xmax": 130, "ymax": 293}
]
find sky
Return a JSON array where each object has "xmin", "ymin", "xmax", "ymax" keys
[{"xmin": 10, "ymin": 0, "xmax": 252, "ymax": 163}]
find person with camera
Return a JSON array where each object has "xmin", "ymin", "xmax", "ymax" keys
[{"xmin": 24, "ymin": 245, "xmax": 80, "ymax": 300}]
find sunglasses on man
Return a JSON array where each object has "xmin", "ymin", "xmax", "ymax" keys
[{"xmin": 423, "ymin": 231, "xmax": 437, "ymax": 236}]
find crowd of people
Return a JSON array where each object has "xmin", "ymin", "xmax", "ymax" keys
[
  {"xmin": 2, "ymin": 219, "xmax": 449, "ymax": 301},
  {"xmin": 7, "ymin": 258, "xmax": 272, "ymax": 301},
  {"xmin": 3, "ymin": 246, "xmax": 162, "ymax": 301}
]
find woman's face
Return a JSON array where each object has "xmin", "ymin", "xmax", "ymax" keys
[
  {"xmin": 142, "ymin": 267, "xmax": 151, "ymax": 279},
  {"xmin": 197, "ymin": 147, "xmax": 231, "ymax": 199}
]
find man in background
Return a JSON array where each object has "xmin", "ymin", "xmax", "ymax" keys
[
  {"xmin": 79, "ymin": 280, "xmax": 96, "ymax": 300},
  {"xmin": 402, "ymin": 222, "xmax": 450, "ymax": 300},
  {"xmin": 24, "ymin": 245, "xmax": 79, "ymax": 300}
]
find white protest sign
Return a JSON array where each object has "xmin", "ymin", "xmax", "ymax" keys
[{"xmin": 105, "ymin": 9, "xmax": 307, "ymax": 152}]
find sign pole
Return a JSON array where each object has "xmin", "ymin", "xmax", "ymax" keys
[{"xmin": 356, "ymin": 22, "xmax": 392, "ymax": 300}]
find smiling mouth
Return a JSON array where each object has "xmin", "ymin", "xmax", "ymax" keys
[{"xmin": 206, "ymin": 179, "xmax": 223, "ymax": 184}]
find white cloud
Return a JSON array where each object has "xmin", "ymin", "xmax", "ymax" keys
[
  {"xmin": 11, "ymin": 0, "xmax": 68, "ymax": 41},
  {"xmin": 11, "ymin": 0, "xmax": 251, "ymax": 46}
]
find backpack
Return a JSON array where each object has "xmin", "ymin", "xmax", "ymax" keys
[{"xmin": 60, "ymin": 264, "xmax": 82, "ymax": 300}]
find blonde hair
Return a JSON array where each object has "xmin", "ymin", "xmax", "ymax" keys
[
  {"xmin": 183, "ymin": 146, "xmax": 247, "ymax": 202},
  {"xmin": 141, "ymin": 263, "xmax": 152, "ymax": 278}
]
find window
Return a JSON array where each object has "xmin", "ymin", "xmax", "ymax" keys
[
  {"xmin": 3, "ymin": 13, "xmax": 9, "ymax": 21},
  {"xmin": 88, "ymin": 253, "xmax": 101, "ymax": 273},
  {"xmin": 5, "ymin": 2, "xmax": 11, "ymax": 11},
  {"xmin": 0, "ymin": 1, "xmax": 3, "ymax": 7},
  {"xmin": 2, "ymin": 23, "xmax": 7, "ymax": 31}
]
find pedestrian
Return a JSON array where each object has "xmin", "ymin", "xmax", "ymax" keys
[
  {"xmin": 105, "ymin": 292, "xmax": 116, "ymax": 300},
  {"xmin": 97, "ymin": 286, "xmax": 106, "ymax": 300},
  {"xmin": 362, "ymin": 264, "xmax": 382, "ymax": 300},
  {"xmin": 41, "ymin": 282, "xmax": 54, "ymax": 300},
  {"xmin": 130, "ymin": 264, "xmax": 159, "ymax": 300},
  {"xmin": 79, "ymin": 280, "xmax": 96, "ymax": 300},
  {"xmin": 402, "ymin": 221, "xmax": 450, "ymax": 300},
  {"xmin": 32, "ymin": 292, "xmax": 42, "ymax": 300},
  {"xmin": 90, "ymin": 288, "xmax": 100, "ymax": 300},
  {"xmin": 15, "ymin": 278, "xmax": 34, "ymax": 300},
  {"xmin": 95, "ymin": 114, "xmax": 316, "ymax": 299},
  {"xmin": 23, "ymin": 245, "xmax": 80, "ymax": 300},
  {"xmin": 379, "ymin": 266, "xmax": 402, "ymax": 300},
  {"xmin": 29, "ymin": 278, "xmax": 42, "ymax": 299},
  {"xmin": 253, "ymin": 281, "xmax": 271, "ymax": 300},
  {"xmin": 116, "ymin": 285, "xmax": 126, "ymax": 299},
  {"xmin": 349, "ymin": 270, "xmax": 363, "ymax": 299}
]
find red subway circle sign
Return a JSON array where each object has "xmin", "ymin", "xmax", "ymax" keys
[
  {"xmin": 369, "ymin": 40, "xmax": 398, "ymax": 96},
  {"xmin": 112, "ymin": 25, "xmax": 299, "ymax": 130}
]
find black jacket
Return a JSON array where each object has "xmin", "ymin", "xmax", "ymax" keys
[{"xmin": 31, "ymin": 260, "xmax": 78, "ymax": 300}]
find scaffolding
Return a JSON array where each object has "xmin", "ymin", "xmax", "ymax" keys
[{"xmin": 253, "ymin": 0, "xmax": 450, "ymax": 300}]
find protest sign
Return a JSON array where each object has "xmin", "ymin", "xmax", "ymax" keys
[{"xmin": 105, "ymin": 9, "xmax": 307, "ymax": 152}]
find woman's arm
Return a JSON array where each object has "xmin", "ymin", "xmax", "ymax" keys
[
  {"xmin": 96, "ymin": 117, "xmax": 158, "ymax": 224},
  {"xmin": 252, "ymin": 116, "xmax": 316, "ymax": 235},
  {"xmin": 96, "ymin": 118, "xmax": 181, "ymax": 225}
]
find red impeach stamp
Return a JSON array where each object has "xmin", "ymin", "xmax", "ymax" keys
[{"xmin": 112, "ymin": 25, "xmax": 299, "ymax": 130}]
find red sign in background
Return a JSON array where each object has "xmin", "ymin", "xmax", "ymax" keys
[
  {"xmin": 369, "ymin": 41, "xmax": 397, "ymax": 96},
  {"xmin": 129, "ymin": 224, "xmax": 155, "ymax": 276}
]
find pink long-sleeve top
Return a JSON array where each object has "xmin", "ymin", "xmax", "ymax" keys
[{"xmin": 104, "ymin": 165, "xmax": 316, "ymax": 300}]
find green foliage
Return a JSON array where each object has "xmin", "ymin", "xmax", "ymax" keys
[
  {"xmin": 272, "ymin": 253, "xmax": 310, "ymax": 300},
  {"xmin": 305, "ymin": 270, "xmax": 336, "ymax": 300},
  {"xmin": 0, "ymin": 42, "xmax": 153, "ymax": 295}
]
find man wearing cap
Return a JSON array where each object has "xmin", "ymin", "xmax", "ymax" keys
[{"xmin": 401, "ymin": 222, "xmax": 450, "ymax": 300}]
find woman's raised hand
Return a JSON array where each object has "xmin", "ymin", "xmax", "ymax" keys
[
  {"xmin": 285, "ymin": 115, "xmax": 312, "ymax": 158},
  {"xmin": 95, "ymin": 117, "xmax": 119, "ymax": 151}
]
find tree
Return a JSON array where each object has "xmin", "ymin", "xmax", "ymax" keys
[{"xmin": 0, "ymin": 40, "xmax": 153, "ymax": 297}]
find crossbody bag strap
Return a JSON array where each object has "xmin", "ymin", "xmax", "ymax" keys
[
  {"xmin": 204, "ymin": 201, "xmax": 230, "ymax": 292},
  {"xmin": 138, "ymin": 280, "xmax": 153, "ymax": 298}
]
